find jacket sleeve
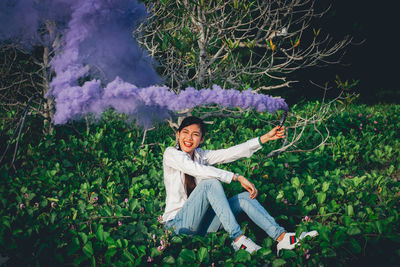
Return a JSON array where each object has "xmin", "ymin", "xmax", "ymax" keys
[
  {"xmin": 202, "ymin": 137, "xmax": 262, "ymax": 165},
  {"xmin": 163, "ymin": 147, "xmax": 234, "ymax": 183}
]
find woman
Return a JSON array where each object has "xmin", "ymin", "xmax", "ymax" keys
[{"xmin": 162, "ymin": 116, "xmax": 317, "ymax": 255}]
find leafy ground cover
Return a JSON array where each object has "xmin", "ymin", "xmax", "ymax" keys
[{"xmin": 0, "ymin": 102, "xmax": 399, "ymax": 266}]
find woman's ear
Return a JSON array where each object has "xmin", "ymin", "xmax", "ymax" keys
[{"xmin": 200, "ymin": 136, "xmax": 205, "ymax": 144}]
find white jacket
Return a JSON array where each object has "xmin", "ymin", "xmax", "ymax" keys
[{"xmin": 162, "ymin": 137, "xmax": 262, "ymax": 222}]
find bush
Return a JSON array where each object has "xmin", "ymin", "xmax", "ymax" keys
[{"xmin": 0, "ymin": 103, "xmax": 399, "ymax": 266}]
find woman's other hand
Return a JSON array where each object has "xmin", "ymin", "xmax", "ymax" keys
[
  {"xmin": 260, "ymin": 126, "xmax": 285, "ymax": 144},
  {"xmin": 238, "ymin": 176, "xmax": 258, "ymax": 199}
]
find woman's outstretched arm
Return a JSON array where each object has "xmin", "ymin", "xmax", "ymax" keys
[{"xmin": 203, "ymin": 126, "xmax": 285, "ymax": 165}]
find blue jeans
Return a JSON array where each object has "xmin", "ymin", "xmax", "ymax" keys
[{"xmin": 165, "ymin": 178, "xmax": 285, "ymax": 241}]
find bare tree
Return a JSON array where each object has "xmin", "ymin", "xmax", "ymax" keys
[
  {"xmin": 264, "ymin": 81, "xmax": 359, "ymax": 158},
  {"xmin": 136, "ymin": 0, "xmax": 357, "ymax": 154},
  {"xmin": 136, "ymin": 0, "xmax": 352, "ymax": 93},
  {"xmin": 0, "ymin": 22, "xmax": 59, "ymax": 169}
]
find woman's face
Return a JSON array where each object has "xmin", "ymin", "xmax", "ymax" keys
[{"xmin": 177, "ymin": 123, "xmax": 204, "ymax": 156}]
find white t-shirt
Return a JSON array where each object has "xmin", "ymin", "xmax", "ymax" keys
[{"xmin": 162, "ymin": 137, "xmax": 262, "ymax": 222}]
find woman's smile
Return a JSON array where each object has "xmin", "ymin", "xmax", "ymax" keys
[{"xmin": 183, "ymin": 141, "xmax": 193, "ymax": 148}]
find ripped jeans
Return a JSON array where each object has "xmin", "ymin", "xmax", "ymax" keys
[{"xmin": 165, "ymin": 178, "xmax": 285, "ymax": 240}]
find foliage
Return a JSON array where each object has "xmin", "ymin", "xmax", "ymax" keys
[{"xmin": 0, "ymin": 103, "xmax": 399, "ymax": 266}]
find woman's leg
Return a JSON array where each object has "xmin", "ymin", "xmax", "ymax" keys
[
  {"xmin": 200, "ymin": 191, "xmax": 285, "ymax": 241},
  {"xmin": 169, "ymin": 178, "xmax": 243, "ymax": 240}
]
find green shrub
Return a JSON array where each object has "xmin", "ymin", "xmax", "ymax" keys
[{"xmin": 0, "ymin": 103, "xmax": 399, "ymax": 266}]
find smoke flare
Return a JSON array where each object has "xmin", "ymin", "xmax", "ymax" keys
[{"xmin": 1, "ymin": 0, "xmax": 288, "ymax": 128}]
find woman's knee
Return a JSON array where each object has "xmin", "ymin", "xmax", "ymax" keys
[
  {"xmin": 237, "ymin": 191, "xmax": 250, "ymax": 199},
  {"xmin": 236, "ymin": 191, "xmax": 260, "ymax": 205}
]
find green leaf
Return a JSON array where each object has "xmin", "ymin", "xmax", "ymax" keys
[
  {"xmin": 50, "ymin": 212, "xmax": 56, "ymax": 224},
  {"xmin": 322, "ymin": 181, "xmax": 330, "ymax": 192},
  {"xmin": 82, "ymin": 241, "xmax": 94, "ymax": 258},
  {"xmin": 101, "ymin": 206, "xmax": 112, "ymax": 217},
  {"xmin": 234, "ymin": 250, "xmax": 251, "ymax": 262},
  {"xmin": 347, "ymin": 227, "xmax": 361, "ymax": 236},
  {"xmin": 272, "ymin": 258, "xmax": 286, "ymax": 267},
  {"xmin": 343, "ymin": 216, "xmax": 352, "ymax": 227},
  {"xmin": 257, "ymin": 248, "xmax": 272, "ymax": 257},
  {"xmin": 116, "ymin": 239, "xmax": 123, "ymax": 248},
  {"xmin": 104, "ymin": 248, "xmax": 117, "ymax": 260},
  {"xmin": 129, "ymin": 198, "xmax": 138, "ymax": 212},
  {"xmin": 178, "ymin": 249, "xmax": 196, "ymax": 262},
  {"xmin": 291, "ymin": 177, "xmax": 300, "ymax": 188},
  {"xmin": 337, "ymin": 188, "xmax": 344, "ymax": 196},
  {"xmin": 163, "ymin": 256, "xmax": 176, "ymax": 264},
  {"xmin": 317, "ymin": 192, "xmax": 326, "ymax": 204},
  {"xmin": 263, "ymin": 238, "xmax": 273, "ymax": 248},
  {"xmin": 123, "ymin": 251, "xmax": 135, "ymax": 263},
  {"xmin": 375, "ymin": 221, "xmax": 383, "ymax": 234},
  {"xmin": 197, "ymin": 247, "xmax": 209, "ymax": 263},
  {"xmin": 347, "ymin": 205, "xmax": 354, "ymax": 217},
  {"xmin": 150, "ymin": 247, "xmax": 161, "ymax": 258},
  {"xmin": 79, "ymin": 232, "xmax": 88, "ymax": 244},
  {"xmin": 282, "ymin": 249, "xmax": 297, "ymax": 259},
  {"xmin": 106, "ymin": 236, "xmax": 116, "ymax": 249},
  {"xmin": 297, "ymin": 189, "xmax": 304, "ymax": 201},
  {"xmin": 96, "ymin": 225, "xmax": 104, "ymax": 242},
  {"xmin": 122, "ymin": 239, "xmax": 128, "ymax": 248},
  {"xmin": 171, "ymin": 236, "xmax": 182, "ymax": 244}
]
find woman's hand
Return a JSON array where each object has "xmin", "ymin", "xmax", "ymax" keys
[
  {"xmin": 260, "ymin": 126, "xmax": 285, "ymax": 144},
  {"xmin": 237, "ymin": 176, "xmax": 258, "ymax": 199}
]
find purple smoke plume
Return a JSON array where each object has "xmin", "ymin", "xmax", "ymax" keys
[
  {"xmin": 1, "ymin": 0, "xmax": 288, "ymax": 128},
  {"xmin": 53, "ymin": 78, "xmax": 288, "ymax": 128},
  {"xmin": 0, "ymin": 0, "xmax": 73, "ymax": 48}
]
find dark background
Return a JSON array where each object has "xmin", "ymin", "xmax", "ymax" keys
[{"xmin": 284, "ymin": 0, "xmax": 400, "ymax": 105}]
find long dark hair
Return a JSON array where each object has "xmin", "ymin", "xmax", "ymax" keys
[{"xmin": 176, "ymin": 116, "xmax": 206, "ymax": 197}]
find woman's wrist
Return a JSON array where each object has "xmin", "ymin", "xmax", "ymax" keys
[
  {"xmin": 234, "ymin": 173, "xmax": 239, "ymax": 182},
  {"xmin": 259, "ymin": 135, "xmax": 269, "ymax": 145}
]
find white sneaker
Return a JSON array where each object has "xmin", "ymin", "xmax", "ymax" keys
[
  {"xmin": 276, "ymin": 231, "xmax": 319, "ymax": 256},
  {"xmin": 231, "ymin": 235, "xmax": 262, "ymax": 254}
]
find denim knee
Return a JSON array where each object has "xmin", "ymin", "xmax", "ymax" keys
[{"xmin": 237, "ymin": 191, "xmax": 250, "ymax": 199}]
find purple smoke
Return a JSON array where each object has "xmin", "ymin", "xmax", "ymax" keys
[
  {"xmin": 1, "ymin": 0, "xmax": 288, "ymax": 128},
  {"xmin": 53, "ymin": 78, "xmax": 288, "ymax": 128},
  {"xmin": 0, "ymin": 0, "xmax": 73, "ymax": 48}
]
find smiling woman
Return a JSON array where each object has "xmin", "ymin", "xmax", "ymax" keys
[
  {"xmin": 161, "ymin": 116, "xmax": 318, "ymax": 256},
  {"xmin": 176, "ymin": 117, "xmax": 205, "ymax": 158}
]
